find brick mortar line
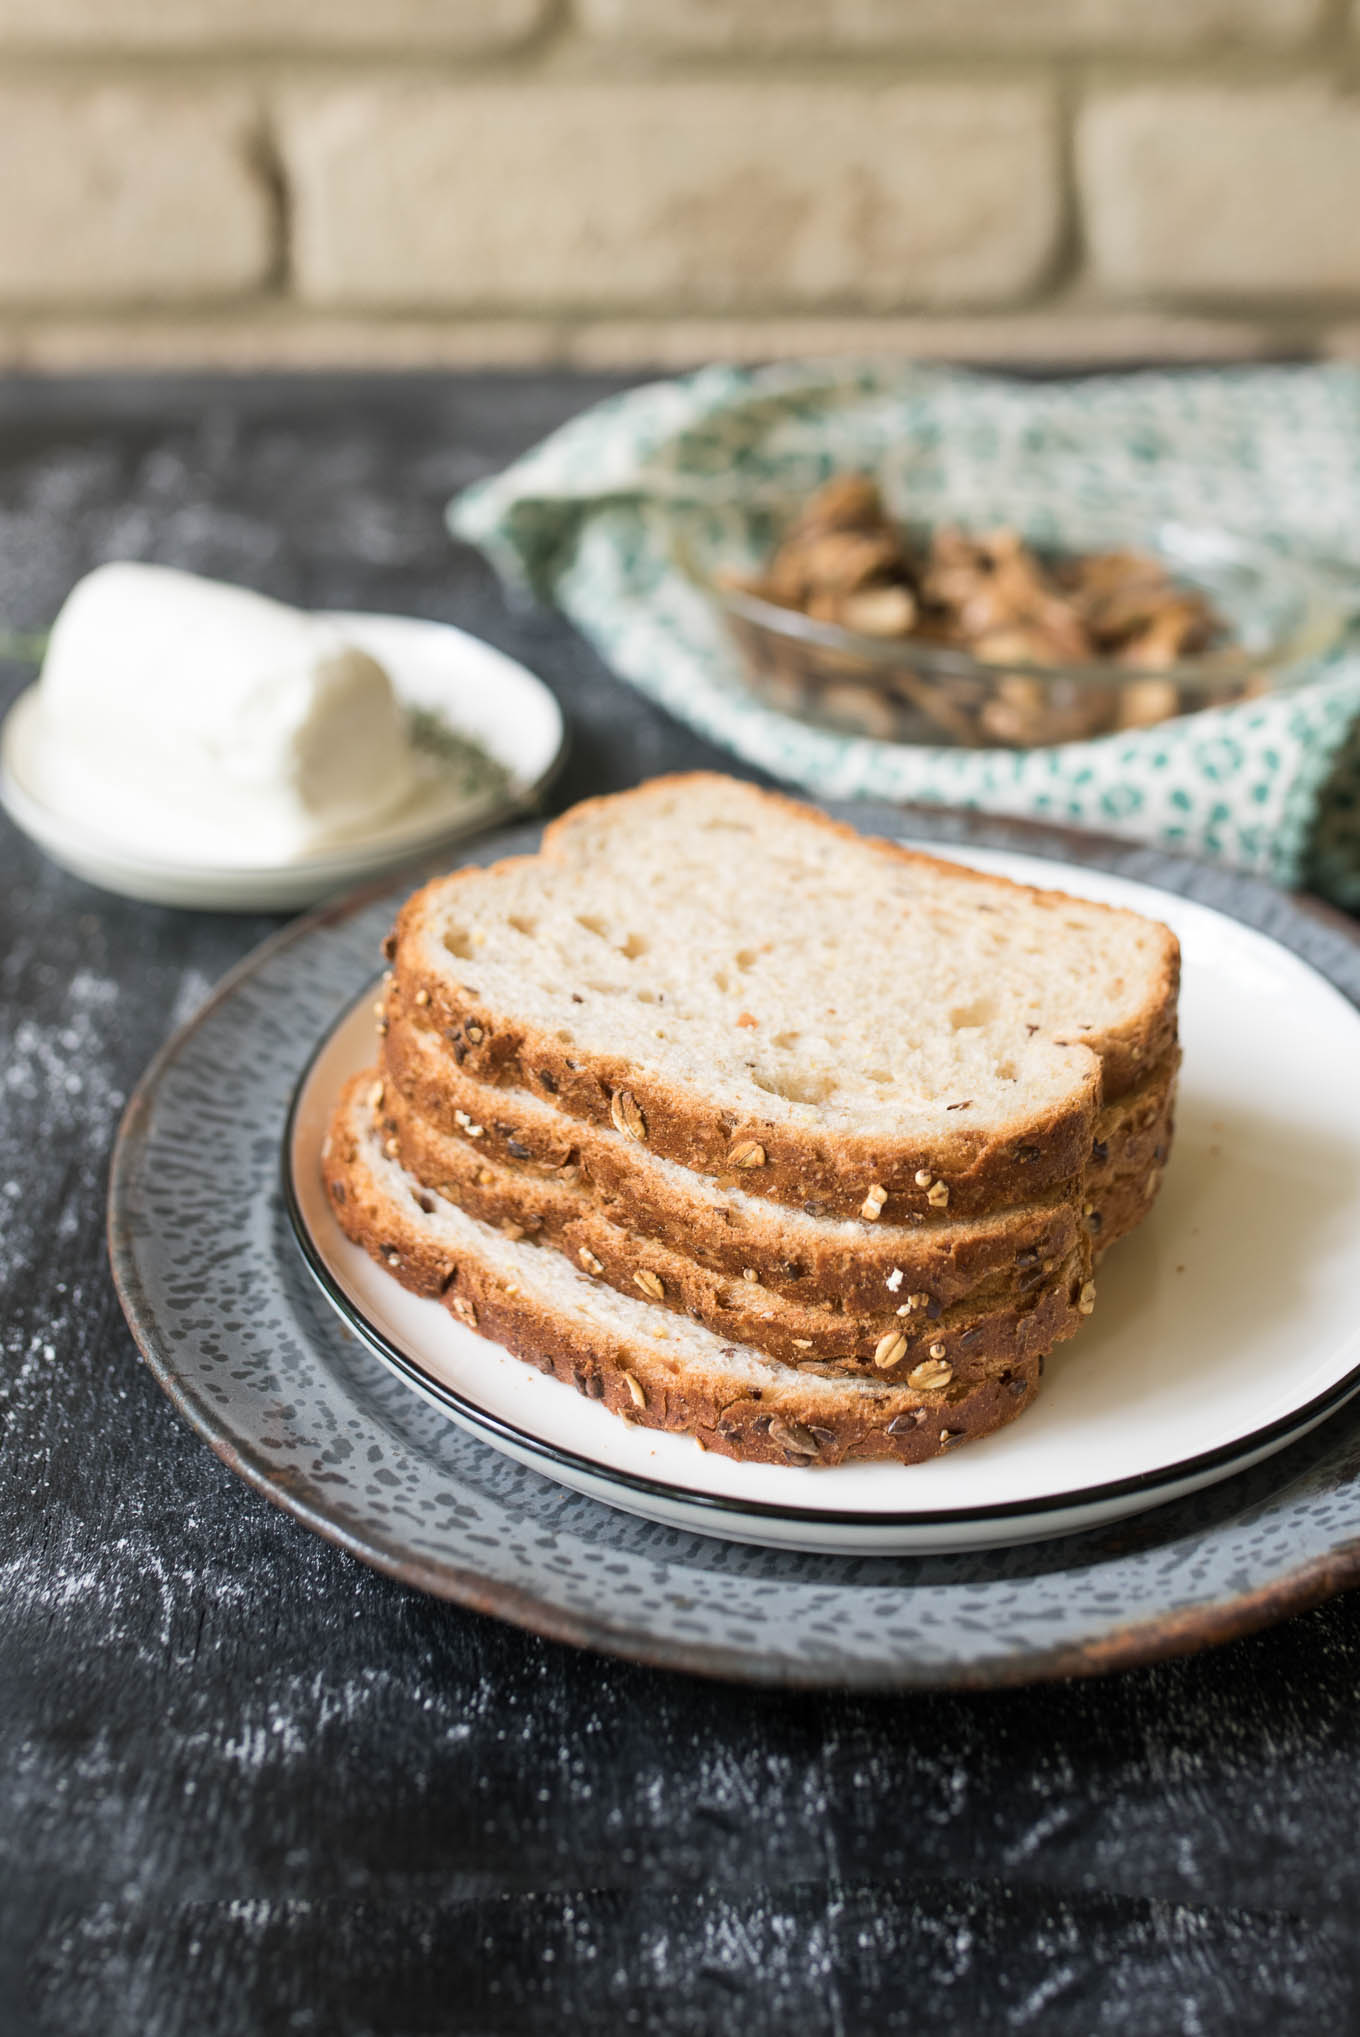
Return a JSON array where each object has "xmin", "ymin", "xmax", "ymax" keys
[
  {"xmin": 0, "ymin": 291, "xmax": 1357, "ymax": 322},
  {"xmin": 0, "ymin": 47, "xmax": 1351, "ymax": 86},
  {"xmin": 0, "ymin": 304, "xmax": 1332, "ymax": 334},
  {"xmin": 1044, "ymin": 59, "xmax": 1086, "ymax": 306},
  {"xmin": 1072, "ymin": 48, "xmax": 1360, "ymax": 86},
  {"xmin": 1318, "ymin": 0, "xmax": 1357, "ymax": 46},
  {"xmin": 245, "ymin": 113, "xmax": 290, "ymax": 298},
  {"xmin": 0, "ymin": 328, "xmax": 1343, "ymax": 373}
]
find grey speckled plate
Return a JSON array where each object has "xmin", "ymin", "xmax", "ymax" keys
[{"xmin": 108, "ymin": 804, "xmax": 1360, "ymax": 1690}]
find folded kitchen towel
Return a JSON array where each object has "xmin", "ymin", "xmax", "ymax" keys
[{"xmin": 449, "ymin": 360, "xmax": 1360, "ymax": 904}]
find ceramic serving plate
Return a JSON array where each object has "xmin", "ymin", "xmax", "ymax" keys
[
  {"xmin": 0, "ymin": 611, "xmax": 565, "ymax": 911},
  {"xmin": 284, "ymin": 845, "xmax": 1360, "ymax": 1557},
  {"xmin": 108, "ymin": 805, "xmax": 1360, "ymax": 1687}
]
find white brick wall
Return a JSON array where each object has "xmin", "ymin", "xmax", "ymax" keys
[
  {"xmin": 0, "ymin": 0, "xmax": 1354, "ymax": 364},
  {"xmin": 578, "ymin": 0, "xmax": 1324, "ymax": 51},
  {"xmin": 1080, "ymin": 86, "xmax": 1360, "ymax": 299},
  {"xmin": 0, "ymin": 84, "xmax": 273, "ymax": 303},
  {"xmin": 0, "ymin": 0, "xmax": 547, "ymax": 49},
  {"xmin": 280, "ymin": 81, "xmax": 1059, "ymax": 313}
]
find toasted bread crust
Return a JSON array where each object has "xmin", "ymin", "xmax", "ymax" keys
[
  {"xmin": 361, "ymin": 1071, "xmax": 1091, "ymax": 1376},
  {"xmin": 323, "ymin": 1078, "xmax": 1048, "ymax": 1469}
]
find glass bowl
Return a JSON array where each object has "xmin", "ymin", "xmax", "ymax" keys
[{"xmin": 673, "ymin": 509, "xmax": 1345, "ymax": 750}]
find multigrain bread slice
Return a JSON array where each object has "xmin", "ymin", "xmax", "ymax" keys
[
  {"xmin": 356, "ymin": 1069, "xmax": 1093, "ymax": 1376},
  {"xmin": 382, "ymin": 1014, "xmax": 1177, "ymax": 1299},
  {"xmin": 381, "ymin": 1017, "xmax": 1082, "ymax": 1309},
  {"xmin": 323, "ymin": 1077, "xmax": 1050, "ymax": 1468},
  {"xmin": 1086, "ymin": 1053, "xmax": 1178, "ymax": 1253},
  {"xmin": 386, "ymin": 774, "xmax": 1179, "ymax": 1223},
  {"xmin": 1089, "ymin": 1163, "xmax": 1167, "ymax": 1263}
]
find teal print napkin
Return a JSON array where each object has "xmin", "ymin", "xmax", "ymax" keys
[{"xmin": 450, "ymin": 361, "xmax": 1360, "ymax": 905}]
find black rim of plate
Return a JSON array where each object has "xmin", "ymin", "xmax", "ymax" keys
[{"xmin": 282, "ymin": 974, "xmax": 1360, "ymax": 1536}]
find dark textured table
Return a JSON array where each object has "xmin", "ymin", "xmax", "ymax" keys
[{"xmin": 3, "ymin": 373, "xmax": 1358, "ymax": 2037}]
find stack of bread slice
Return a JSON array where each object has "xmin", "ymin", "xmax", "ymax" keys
[{"xmin": 324, "ymin": 775, "xmax": 1179, "ymax": 1469}]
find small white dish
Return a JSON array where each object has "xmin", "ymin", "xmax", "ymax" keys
[
  {"xmin": 285, "ymin": 844, "xmax": 1360, "ymax": 1556},
  {"xmin": 0, "ymin": 610, "xmax": 565, "ymax": 911}
]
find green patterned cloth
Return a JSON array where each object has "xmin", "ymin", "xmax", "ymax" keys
[{"xmin": 449, "ymin": 361, "xmax": 1360, "ymax": 904}]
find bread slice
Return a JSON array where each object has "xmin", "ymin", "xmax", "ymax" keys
[
  {"xmin": 381, "ymin": 1013, "xmax": 1176, "ymax": 1301},
  {"xmin": 1086, "ymin": 1054, "xmax": 1178, "ymax": 1252},
  {"xmin": 386, "ymin": 774, "xmax": 1179, "ymax": 1222},
  {"xmin": 357, "ymin": 1068, "xmax": 1092, "ymax": 1375},
  {"xmin": 381, "ymin": 1014, "xmax": 1079, "ymax": 1308},
  {"xmin": 323, "ymin": 1076, "xmax": 1051, "ymax": 1468},
  {"xmin": 1089, "ymin": 1163, "xmax": 1167, "ymax": 1263}
]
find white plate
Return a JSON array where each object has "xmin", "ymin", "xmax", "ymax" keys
[
  {"xmin": 0, "ymin": 611, "xmax": 565, "ymax": 911},
  {"xmin": 286, "ymin": 845, "xmax": 1360, "ymax": 1555}
]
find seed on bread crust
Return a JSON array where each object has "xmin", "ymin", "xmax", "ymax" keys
[
  {"xmin": 414, "ymin": 988, "xmax": 430, "ymax": 1006},
  {"xmin": 914, "ymin": 1169, "xmax": 934, "ymax": 1189},
  {"xmin": 451, "ymin": 1294, "xmax": 478, "ymax": 1327},
  {"xmin": 610, "ymin": 1089, "xmax": 648, "ymax": 1142},
  {"xmin": 578, "ymin": 1246, "xmax": 604, "ymax": 1275},
  {"xmin": 1078, "ymin": 1280, "xmax": 1097, "ymax": 1314},
  {"xmin": 927, "ymin": 1181, "xmax": 951, "ymax": 1209},
  {"xmin": 728, "ymin": 1139, "xmax": 766, "ymax": 1169},
  {"xmin": 873, "ymin": 1329, "xmax": 908, "ymax": 1369},
  {"xmin": 633, "ymin": 1268, "xmax": 665, "ymax": 1301},
  {"xmin": 908, "ymin": 1357, "xmax": 952, "ymax": 1390},
  {"xmin": 768, "ymin": 1415, "xmax": 820, "ymax": 1458},
  {"xmin": 623, "ymin": 1370, "xmax": 646, "ymax": 1408},
  {"xmin": 861, "ymin": 1184, "xmax": 887, "ymax": 1220}
]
